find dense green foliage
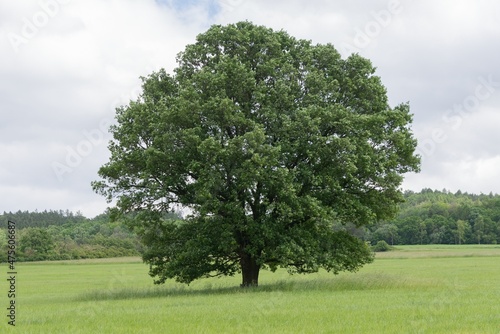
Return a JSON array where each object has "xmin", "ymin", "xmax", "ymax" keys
[
  {"xmin": 0, "ymin": 211, "xmax": 142, "ymax": 261},
  {"xmin": 367, "ymin": 189, "xmax": 500, "ymax": 245},
  {"xmin": 372, "ymin": 240, "xmax": 392, "ymax": 252},
  {"xmin": 93, "ymin": 22, "xmax": 419, "ymax": 286}
]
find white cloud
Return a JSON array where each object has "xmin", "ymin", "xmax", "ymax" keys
[
  {"xmin": 0, "ymin": 0, "xmax": 205, "ymax": 217},
  {"xmin": 404, "ymin": 155, "xmax": 500, "ymax": 195},
  {"xmin": 1, "ymin": 0, "xmax": 500, "ymax": 216}
]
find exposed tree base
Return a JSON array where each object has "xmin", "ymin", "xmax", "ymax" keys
[{"xmin": 240, "ymin": 252, "xmax": 260, "ymax": 287}]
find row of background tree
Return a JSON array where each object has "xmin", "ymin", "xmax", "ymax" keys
[
  {"xmin": 0, "ymin": 210, "xmax": 142, "ymax": 262},
  {"xmin": 361, "ymin": 189, "xmax": 500, "ymax": 245},
  {"xmin": 1, "ymin": 189, "xmax": 500, "ymax": 262}
]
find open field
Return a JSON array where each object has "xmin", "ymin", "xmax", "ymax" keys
[{"xmin": 1, "ymin": 245, "xmax": 500, "ymax": 333}]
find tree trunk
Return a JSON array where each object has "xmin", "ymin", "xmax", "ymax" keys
[{"xmin": 240, "ymin": 252, "xmax": 260, "ymax": 287}]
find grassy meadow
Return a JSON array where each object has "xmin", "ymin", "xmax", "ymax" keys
[{"xmin": 2, "ymin": 245, "xmax": 500, "ymax": 333}]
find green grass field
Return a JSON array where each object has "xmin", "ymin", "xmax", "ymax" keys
[{"xmin": 2, "ymin": 245, "xmax": 500, "ymax": 333}]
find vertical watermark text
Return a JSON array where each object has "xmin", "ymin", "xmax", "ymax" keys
[{"xmin": 6, "ymin": 220, "xmax": 17, "ymax": 327}]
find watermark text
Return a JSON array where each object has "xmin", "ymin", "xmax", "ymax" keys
[{"xmin": 6, "ymin": 220, "xmax": 17, "ymax": 327}]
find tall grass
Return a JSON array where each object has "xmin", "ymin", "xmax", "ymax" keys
[{"xmin": 1, "ymin": 245, "xmax": 500, "ymax": 333}]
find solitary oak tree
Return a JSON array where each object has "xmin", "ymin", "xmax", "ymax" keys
[{"xmin": 93, "ymin": 22, "xmax": 420, "ymax": 287}]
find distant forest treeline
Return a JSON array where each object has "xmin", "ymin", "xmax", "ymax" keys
[
  {"xmin": 363, "ymin": 189, "xmax": 500, "ymax": 245},
  {"xmin": 1, "ymin": 189, "xmax": 499, "ymax": 261},
  {"xmin": 0, "ymin": 210, "xmax": 143, "ymax": 262}
]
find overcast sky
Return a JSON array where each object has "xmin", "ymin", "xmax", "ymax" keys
[{"xmin": 1, "ymin": 0, "xmax": 499, "ymax": 217}]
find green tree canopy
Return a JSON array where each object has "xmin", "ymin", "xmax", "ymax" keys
[
  {"xmin": 93, "ymin": 22, "xmax": 420, "ymax": 286},
  {"xmin": 19, "ymin": 228, "xmax": 54, "ymax": 260}
]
